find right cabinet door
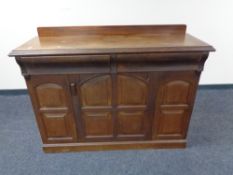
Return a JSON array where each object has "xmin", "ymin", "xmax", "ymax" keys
[{"xmin": 153, "ymin": 71, "xmax": 199, "ymax": 140}]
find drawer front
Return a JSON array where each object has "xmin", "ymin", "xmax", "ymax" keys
[
  {"xmin": 116, "ymin": 53, "xmax": 204, "ymax": 73},
  {"xmin": 19, "ymin": 55, "xmax": 111, "ymax": 75}
]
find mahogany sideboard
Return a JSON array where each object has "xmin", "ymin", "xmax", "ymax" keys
[{"xmin": 9, "ymin": 25, "xmax": 215, "ymax": 153}]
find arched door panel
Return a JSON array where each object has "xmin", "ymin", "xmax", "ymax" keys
[
  {"xmin": 27, "ymin": 75, "xmax": 77, "ymax": 143},
  {"xmin": 153, "ymin": 72, "xmax": 198, "ymax": 140}
]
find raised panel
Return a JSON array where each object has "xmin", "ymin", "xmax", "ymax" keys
[
  {"xmin": 157, "ymin": 109, "xmax": 185, "ymax": 136},
  {"xmin": 117, "ymin": 111, "xmax": 145, "ymax": 136},
  {"xmin": 117, "ymin": 75, "xmax": 147, "ymax": 106},
  {"xmin": 36, "ymin": 83, "xmax": 66, "ymax": 107},
  {"xmin": 42, "ymin": 112, "xmax": 68, "ymax": 137},
  {"xmin": 80, "ymin": 75, "xmax": 112, "ymax": 107},
  {"xmin": 83, "ymin": 111, "xmax": 113, "ymax": 138},
  {"xmin": 163, "ymin": 80, "xmax": 190, "ymax": 104}
]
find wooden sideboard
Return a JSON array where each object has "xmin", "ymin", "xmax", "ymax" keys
[{"xmin": 9, "ymin": 25, "xmax": 215, "ymax": 153}]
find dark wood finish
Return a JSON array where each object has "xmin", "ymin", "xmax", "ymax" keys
[
  {"xmin": 26, "ymin": 75, "xmax": 78, "ymax": 143},
  {"xmin": 43, "ymin": 140, "xmax": 186, "ymax": 153},
  {"xmin": 152, "ymin": 71, "xmax": 199, "ymax": 140},
  {"xmin": 37, "ymin": 25, "xmax": 187, "ymax": 37},
  {"xmin": 9, "ymin": 25, "xmax": 215, "ymax": 152},
  {"xmin": 9, "ymin": 25, "xmax": 214, "ymax": 56}
]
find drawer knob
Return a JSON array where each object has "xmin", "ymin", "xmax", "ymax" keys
[{"xmin": 70, "ymin": 83, "xmax": 77, "ymax": 95}]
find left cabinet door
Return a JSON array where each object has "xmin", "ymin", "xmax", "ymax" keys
[{"xmin": 26, "ymin": 75, "xmax": 78, "ymax": 143}]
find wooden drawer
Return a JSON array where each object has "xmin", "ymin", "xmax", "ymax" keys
[
  {"xmin": 18, "ymin": 55, "xmax": 111, "ymax": 75},
  {"xmin": 116, "ymin": 53, "xmax": 204, "ymax": 72}
]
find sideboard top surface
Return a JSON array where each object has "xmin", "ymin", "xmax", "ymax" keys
[{"xmin": 9, "ymin": 25, "xmax": 215, "ymax": 56}]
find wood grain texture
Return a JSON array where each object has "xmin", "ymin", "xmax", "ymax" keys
[
  {"xmin": 117, "ymin": 75, "xmax": 147, "ymax": 106},
  {"xmin": 152, "ymin": 71, "xmax": 199, "ymax": 140},
  {"xmin": 37, "ymin": 25, "xmax": 187, "ymax": 37},
  {"xmin": 43, "ymin": 140, "xmax": 186, "ymax": 153},
  {"xmin": 9, "ymin": 25, "xmax": 215, "ymax": 56},
  {"xmin": 26, "ymin": 75, "xmax": 78, "ymax": 143},
  {"xmin": 117, "ymin": 111, "xmax": 147, "ymax": 136},
  {"xmin": 83, "ymin": 111, "xmax": 113, "ymax": 138},
  {"xmin": 80, "ymin": 75, "xmax": 112, "ymax": 107},
  {"xmin": 10, "ymin": 25, "xmax": 215, "ymax": 152}
]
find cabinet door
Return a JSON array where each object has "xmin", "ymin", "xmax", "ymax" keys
[
  {"xmin": 153, "ymin": 72, "xmax": 199, "ymax": 140},
  {"xmin": 116, "ymin": 74, "xmax": 150, "ymax": 140},
  {"xmin": 75, "ymin": 73, "xmax": 151, "ymax": 141},
  {"xmin": 26, "ymin": 75, "xmax": 77, "ymax": 143},
  {"xmin": 78, "ymin": 74, "xmax": 114, "ymax": 140}
]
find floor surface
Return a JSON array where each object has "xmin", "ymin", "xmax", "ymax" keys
[{"xmin": 0, "ymin": 89, "xmax": 233, "ymax": 175}]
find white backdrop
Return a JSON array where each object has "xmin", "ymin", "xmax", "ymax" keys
[{"xmin": 0, "ymin": 0, "xmax": 232, "ymax": 89}]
